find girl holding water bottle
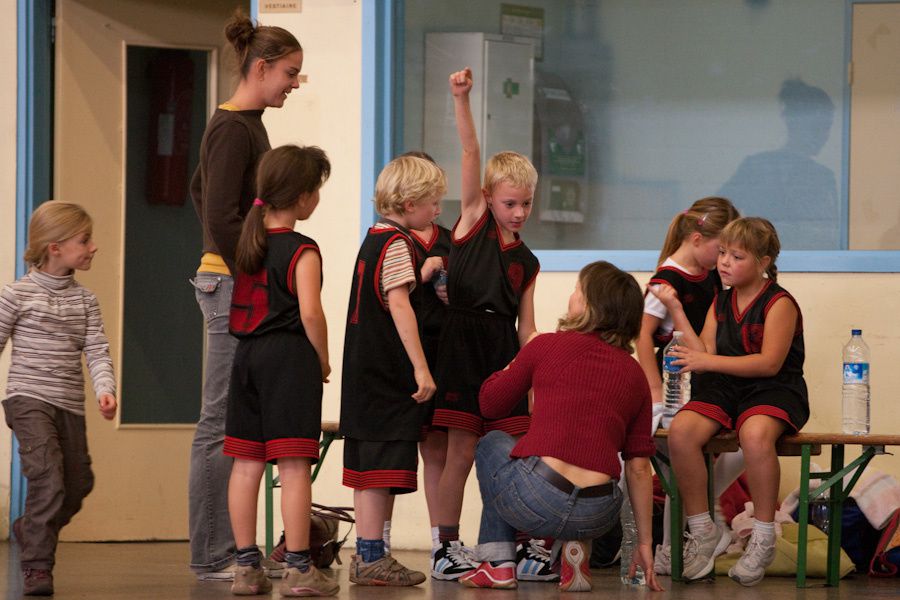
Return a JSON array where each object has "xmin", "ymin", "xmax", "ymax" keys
[{"xmin": 652, "ymin": 217, "xmax": 809, "ymax": 587}]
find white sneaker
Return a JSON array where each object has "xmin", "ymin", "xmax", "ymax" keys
[
  {"xmin": 516, "ymin": 539, "xmax": 559, "ymax": 582},
  {"xmin": 728, "ymin": 531, "xmax": 776, "ymax": 586},
  {"xmin": 681, "ymin": 523, "xmax": 730, "ymax": 580},
  {"xmin": 431, "ymin": 540, "xmax": 478, "ymax": 580},
  {"xmin": 653, "ymin": 543, "xmax": 671, "ymax": 575}
]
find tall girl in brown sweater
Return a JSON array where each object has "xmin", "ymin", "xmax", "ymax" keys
[{"xmin": 188, "ymin": 10, "xmax": 304, "ymax": 580}]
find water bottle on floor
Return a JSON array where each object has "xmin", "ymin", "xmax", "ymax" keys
[
  {"xmin": 661, "ymin": 331, "xmax": 690, "ymax": 429},
  {"xmin": 619, "ymin": 493, "xmax": 645, "ymax": 585},
  {"xmin": 842, "ymin": 329, "xmax": 870, "ymax": 435}
]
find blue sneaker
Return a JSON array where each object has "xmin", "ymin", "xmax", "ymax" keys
[{"xmin": 516, "ymin": 539, "xmax": 559, "ymax": 582}]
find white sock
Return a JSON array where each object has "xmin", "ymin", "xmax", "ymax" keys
[
  {"xmin": 687, "ymin": 513, "xmax": 715, "ymax": 536},
  {"xmin": 383, "ymin": 520, "xmax": 392, "ymax": 555},
  {"xmin": 752, "ymin": 519, "xmax": 775, "ymax": 539},
  {"xmin": 431, "ymin": 526, "xmax": 440, "ymax": 551}
]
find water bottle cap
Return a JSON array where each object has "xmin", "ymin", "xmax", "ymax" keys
[{"xmin": 851, "ymin": 329, "xmax": 862, "ymax": 335}]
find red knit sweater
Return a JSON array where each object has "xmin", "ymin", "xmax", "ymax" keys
[{"xmin": 479, "ymin": 330, "xmax": 655, "ymax": 479}]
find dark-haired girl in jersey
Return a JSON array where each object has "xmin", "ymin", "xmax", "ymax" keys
[
  {"xmin": 224, "ymin": 145, "xmax": 336, "ymax": 597},
  {"xmin": 636, "ymin": 196, "xmax": 745, "ymax": 575},
  {"xmin": 652, "ymin": 217, "xmax": 808, "ymax": 587}
]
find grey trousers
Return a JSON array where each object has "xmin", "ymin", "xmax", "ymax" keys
[
  {"xmin": 188, "ymin": 273, "xmax": 238, "ymax": 573},
  {"xmin": 4, "ymin": 396, "xmax": 94, "ymax": 571}
]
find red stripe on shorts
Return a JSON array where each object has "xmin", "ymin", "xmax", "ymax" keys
[
  {"xmin": 265, "ymin": 438, "xmax": 320, "ymax": 462},
  {"xmin": 342, "ymin": 468, "xmax": 417, "ymax": 491},
  {"xmin": 735, "ymin": 405, "xmax": 797, "ymax": 433},
  {"xmin": 484, "ymin": 415, "xmax": 530, "ymax": 436},
  {"xmin": 224, "ymin": 436, "xmax": 266, "ymax": 461},
  {"xmin": 432, "ymin": 408, "xmax": 484, "ymax": 435},
  {"xmin": 681, "ymin": 401, "xmax": 732, "ymax": 429}
]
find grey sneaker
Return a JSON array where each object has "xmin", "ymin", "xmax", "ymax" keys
[
  {"xmin": 653, "ymin": 543, "xmax": 671, "ymax": 576},
  {"xmin": 681, "ymin": 523, "xmax": 730, "ymax": 580},
  {"xmin": 197, "ymin": 562, "xmax": 237, "ymax": 581},
  {"xmin": 231, "ymin": 564, "xmax": 273, "ymax": 595},
  {"xmin": 280, "ymin": 565, "xmax": 340, "ymax": 596},
  {"xmin": 728, "ymin": 532, "xmax": 776, "ymax": 586},
  {"xmin": 262, "ymin": 556, "xmax": 286, "ymax": 579},
  {"xmin": 349, "ymin": 554, "xmax": 426, "ymax": 586}
]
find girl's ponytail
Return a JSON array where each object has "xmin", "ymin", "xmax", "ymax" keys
[
  {"xmin": 235, "ymin": 200, "xmax": 267, "ymax": 274},
  {"xmin": 657, "ymin": 212, "xmax": 690, "ymax": 267},
  {"xmin": 657, "ymin": 196, "xmax": 739, "ymax": 267}
]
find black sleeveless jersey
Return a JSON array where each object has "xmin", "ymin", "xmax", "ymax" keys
[
  {"xmin": 340, "ymin": 224, "xmax": 425, "ymax": 441},
  {"xmin": 448, "ymin": 210, "xmax": 539, "ymax": 318},
  {"xmin": 410, "ymin": 224, "xmax": 451, "ymax": 339},
  {"xmin": 229, "ymin": 229, "xmax": 320, "ymax": 338},
  {"xmin": 648, "ymin": 266, "xmax": 721, "ymax": 348},
  {"xmin": 714, "ymin": 280, "xmax": 805, "ymax": 376}
]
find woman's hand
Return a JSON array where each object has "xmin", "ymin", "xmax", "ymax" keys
[{"xmin": 633, "ymin": 543, "xmax": 664, "ymax": 591}]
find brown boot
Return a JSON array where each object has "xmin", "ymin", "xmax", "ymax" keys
[{"xmin": 22, "ymin": 568, "xmax": 54, "ymax": 596}]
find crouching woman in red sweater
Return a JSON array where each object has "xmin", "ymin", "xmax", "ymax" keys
[{"xmin": 459, "ymin": 261, "xmax": 663, "ymax": 593}]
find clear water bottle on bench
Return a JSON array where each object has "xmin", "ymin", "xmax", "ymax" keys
[{"xmin": 842, "ymin": 329, "xmax": 870, "ymax": 435}]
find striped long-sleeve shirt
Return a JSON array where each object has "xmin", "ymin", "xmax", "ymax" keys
[{"xmin": 0, "ymin": 270, "xmax": 116, "ymax": 415}]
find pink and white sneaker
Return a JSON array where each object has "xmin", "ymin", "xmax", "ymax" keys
[{"xmin": 459, "ymin": 561, "xmax": 517, "ymax": 589}]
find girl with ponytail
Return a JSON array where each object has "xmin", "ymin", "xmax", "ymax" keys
[
  {"xmin": 226, "ymin": 145, "xmax": 335, "ymax": 597},
  {"xmin": 651, "ymin": 217, "xmax": 809, "ymax": 587},
  {"xmin": 636, "ymin": 196, "xmax": 743, "ymax": 576}
]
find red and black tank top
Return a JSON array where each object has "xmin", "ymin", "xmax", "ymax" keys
[{"xmin": 229, "ymin": 229, "xmax": 320, "ymax": 337}]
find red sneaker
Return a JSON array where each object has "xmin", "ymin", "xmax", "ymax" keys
[
  {"xmin": 559, "ymin": 540, "xmax": 592, "ymax": 592},
  {"xmin": 459, "ymin": 561, "xmax": 517, "ymax": 589}
]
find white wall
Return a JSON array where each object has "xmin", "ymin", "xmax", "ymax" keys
[{"xmin": 0, "ymin": 0, "xmax": 17, "ymax": 539}]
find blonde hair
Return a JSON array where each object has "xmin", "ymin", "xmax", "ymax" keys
[
  {"xmin": 557, "ymin": 261, "xmax": 643, "ymax": 352},
  {"xmin": 374, "ymin": 156, "xmax": 447, "ymax": 216},
  {"xmin": 483, "ymin": 151, "xmax": 538, "ymax": 194},
  {"xmin": 719, "ymin": 217, "xmax": 782, "ymax": 282},
  {"xmin": 657, "ymin": 196, "xmax": 740, "ymax": 267},
  {"xmin": 24, "ymin": 201, "xmax": 93, "ymax": 268}
]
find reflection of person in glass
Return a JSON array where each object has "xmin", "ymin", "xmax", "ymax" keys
[{"xmin": 719, "ymin": 78, "xmax": 838, "ymax": 249}]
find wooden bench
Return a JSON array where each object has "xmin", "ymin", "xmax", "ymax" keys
[
  {"xmin": 264, "ymin": 421, "xmax": 342, "ymax": 554},
  {"xmin": 652, "ymin": 430, "xmax": 900, "ymax": 587}
]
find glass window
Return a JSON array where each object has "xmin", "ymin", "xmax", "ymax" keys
[{"xmin": 399, "ymin": 0, "xmax": 849, "ymax": 253}]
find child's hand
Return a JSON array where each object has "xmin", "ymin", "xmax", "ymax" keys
[
  {"xmin": 649, "ymin": 283, "xmax": 681, "ymax": 310},
  {"xmin": 412, "ymin": 367, "xmax": 436, "ymax": 403},
  {"xmin": 321, "ymin": 362, "xmax": 332, "ymax": 383},
  {"xmin": 435, "ymin": 279, "xmax": 449, "ymax": 305},
  {"xmin": 420, "ymin": 256, "xmax": 444, "ymax": 282},
  {"xmin": 98, "ymin": 393, "xmax": 117, "ymax": 420},
  {"xmin": 449, "ymin": 68, "xmax": 473, "ymax": 97},
  {"xmin": 665, "ymin": 345, "xmax": 709, "ymax": 374}
]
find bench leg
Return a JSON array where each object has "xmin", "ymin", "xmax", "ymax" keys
[
  {"xmin": 795, "ymin": 444, "xmax": 811, "ymax": 588},
  {"xmin": 265, "ymin": 463, "xmax": 275, "ymax": 555},
  {"xmin": 652, "ymin": 453, "xmax": 684, "ymax": 582},
  {"xmin": 826, "ymin": 445, "xmax": 845, "ymax": 587}
]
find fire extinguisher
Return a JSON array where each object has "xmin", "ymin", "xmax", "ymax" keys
[{"xmin": 146, "ymin": 51, "xmax": 194, "ymax": 206}]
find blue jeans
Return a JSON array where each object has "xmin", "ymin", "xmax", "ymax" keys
[
  {"xmin": 474, "ymin": 430, "xmax": 623, "ymax": 562},
  {"xmin": 188, "ymin": 273, "xmax": 238, "ymax": 572}
]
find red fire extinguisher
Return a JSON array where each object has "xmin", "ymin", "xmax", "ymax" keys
[{"xmin": 146, "ymin": 51, "xmax": 194, "ymax": 206}]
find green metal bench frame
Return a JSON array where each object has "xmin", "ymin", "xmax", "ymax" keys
[{"xmin": 653, "ymin": 430, "xmax": 900, "ymax": 588}]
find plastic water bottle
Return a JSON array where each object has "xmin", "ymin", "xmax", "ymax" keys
[
  {"xmin": 661, "ymin": 331, "xmax": 690, "ymax": 428},
  {"xmin": 619, "ymin": 493, "xmax": 645, "ymax": 585},
  {"xmin": 842, "ymin": 329, "xmax": 870, "ymax": 435}
]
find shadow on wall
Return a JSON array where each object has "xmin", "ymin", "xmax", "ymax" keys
[{"xmin": 719, "ymin": 78, "xmax": 839, "ymax": 250}]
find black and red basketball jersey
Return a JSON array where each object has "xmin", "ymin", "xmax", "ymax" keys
[
  {"xmin": 448, "ymin": 210, "xmax": 539, "ymax": 318},
  {"xmin": 648, "ymin": 265, "xmax": 721, "ymax": 349},
  {"xmin": 410, "ymin": 223, "xmax": 451, "ymax": 339},
  {"xmin": 340, "ymin": 224, "xmax": 425, "ymax": 441},
  {"xmin": 229, "ymin": 228, "xmax": 320, "ymax": 337},
  {"xmin": 714, "ymin": 279, "xmax": 805, "ymax": 376}
]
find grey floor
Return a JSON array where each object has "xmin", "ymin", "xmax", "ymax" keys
[{"xmin": 2, "ymin": 541, "xmax": 899, "ymax": 599}]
